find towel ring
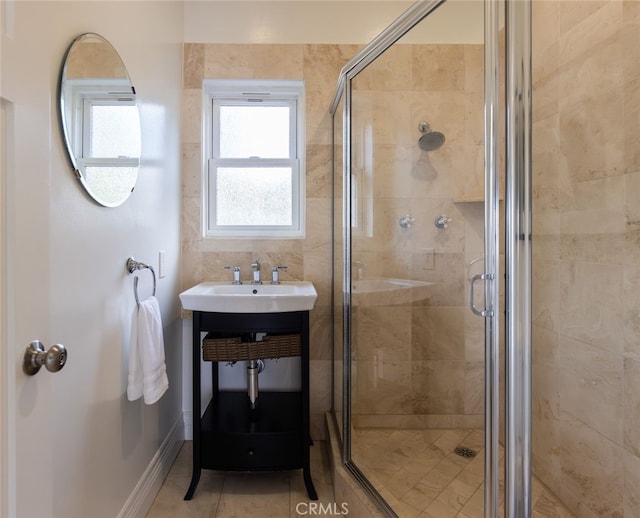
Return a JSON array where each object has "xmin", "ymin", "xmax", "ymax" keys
[{"xmin": 126, "ymin": 257, "xmax": 157, "ymax": 305}]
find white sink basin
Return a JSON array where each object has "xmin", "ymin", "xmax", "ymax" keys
[{"xmin": 179, "ymin": 281, "xmax": 318, "ymax": 313}]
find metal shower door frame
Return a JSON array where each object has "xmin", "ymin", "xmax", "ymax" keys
[
  {"xmin": 483, "ymin": 0, "xmax": 501, "ymax": 516},
  {"xmin": 485, "ymin": 1, "xmax": 533, "ymax": 515},
  {"xmin": 505, "ymin": 0, "xmax": 533, "ymax": 516},
  {"xmin": 329, "ymin": 0, "xmax": 530, "ymax": 515}
]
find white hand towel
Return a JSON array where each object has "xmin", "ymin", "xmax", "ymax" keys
[{"xmin": 127, "ymin": 296, "xmax": 169, "ymax": 404}]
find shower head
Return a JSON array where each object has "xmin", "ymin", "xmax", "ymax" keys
[{"xmin": 418, "ymin": 121, "xmax": 445, "ymax": 151}]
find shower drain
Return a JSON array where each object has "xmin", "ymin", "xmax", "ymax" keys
[{"xmin": 454, "ymin": 446, "xmax": 477, "ymax": 459}]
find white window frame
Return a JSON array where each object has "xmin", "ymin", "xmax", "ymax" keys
[
  {"xmin": 203, "ymin": 79, "xmax": 305, "ymax": 239},
  {"xmin": 65, "ymin": 79, "xmax": 140, "ymax": 170},
  {"xmin": 81, "ymin": 97, "xmax": 139, "ymax": 165}
]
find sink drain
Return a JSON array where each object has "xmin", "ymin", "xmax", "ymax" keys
[{"xmin": 454, "ymin": 446, "xmax": 477, "ymax": 459}]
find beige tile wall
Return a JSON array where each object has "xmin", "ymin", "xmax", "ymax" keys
[
  {"xmin": 532, "ymin": 1, "xmax": 640, "ymax": 515},
  {"xmin": 181, "ymin": 43, "xmax": 359, "ymax": 440},
  {"xmin": 348, "ymin": 43, "xmax": 486, "ymax": 428},
  {"xmin": 182, "ymin": 41, "xmax": 489, "ymax": 438}
]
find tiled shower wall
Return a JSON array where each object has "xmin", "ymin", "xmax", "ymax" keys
[
  {"xmin": 181, "ymin": 43, "xmax": 360, "ymax": 440},
  {"xmin": 532, "ymin": 1, "xmax": 640, "ymax": 515},
  {"xmin": 348, "ymin": 43, "xmax": 487, "ymax": 429}
]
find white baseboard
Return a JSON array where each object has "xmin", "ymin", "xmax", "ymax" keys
[
  {"xmin": 117, "ymin": 413, "xmax": 185, "ymax": 518},
  {"xmin": 183, "ymin": 410, "xmax": 193, "ymax": 440}
]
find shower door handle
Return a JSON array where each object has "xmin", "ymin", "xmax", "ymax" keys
[{"xmin": 470, "ymin": 273, "xmax": 494, "ymax": 317}]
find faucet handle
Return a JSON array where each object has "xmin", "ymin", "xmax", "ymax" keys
[
  {"xmin": 224, "ymin": 265, "xmax": 242, "ymax": 285},
  {"xmin": 271, "ymin": 265, "xmax": 288, "ymax": 284},
  {"xmin": 251, "ymin": 259, "xmax": 262, "ymax": 284}
]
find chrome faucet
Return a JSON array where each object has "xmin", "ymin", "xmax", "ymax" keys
[
  {"xmin": 224, "ymin": 265, "xmax": 242, "ymax": 285},
  {"xmin": 271, "ymin": 265, "xmax": 288, "ymax": 284},
  {"xmin": 251, "ymin": 259, "xmax": 262, "ymax": 284}
]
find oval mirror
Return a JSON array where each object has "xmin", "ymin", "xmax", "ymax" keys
[{"xmin": 59, "ymin": 33, "xmax": 141, "ymax": 207}]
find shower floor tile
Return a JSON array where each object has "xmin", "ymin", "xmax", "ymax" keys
[{"xmin": 352, "ymin": 428, "xmax": 574, "ymax": 518}]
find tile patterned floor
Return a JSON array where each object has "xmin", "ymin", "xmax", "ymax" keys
[
  {"xmin": 146, "ymin": 440, "xmax": 337, "ymax": 518},
  {"xmin": 147, "ymin": 430, "xmax": 574, "ymax": 517},
  {"xmin": 352, "ymin": 428, "xmax": 574, "ymax": 518}
]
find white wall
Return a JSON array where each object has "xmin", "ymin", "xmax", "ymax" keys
[
  {"xmin": 184, "ymin": 1, "xmax": 484, "ymax": 44},
  {"xmin": 4, "ymin": 2, "xmax": 183, "ymax": 517}
]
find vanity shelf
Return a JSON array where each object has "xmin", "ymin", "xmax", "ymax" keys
[
  {"xmin": 184, "ymin": 310, "xmax": 317, "ymax": 501},
  {"xmin": 200, "ymin": 391, "xmax": 302, "ymax": 471}
]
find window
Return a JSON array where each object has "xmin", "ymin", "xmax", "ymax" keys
[
  {"xmin": 203, "ymin": 80, "xmax": 305, "ymax": 238},
  {"xmin": 63, "ymin": 79, "xmax": 141, "ymax": 205},
  {"xmin": 83, "ymin": 99, "xmax": 140, "ymax": 160},
  {"xmin": 65, "ymin": 80, "xmax": 141, "ymax": 169}
]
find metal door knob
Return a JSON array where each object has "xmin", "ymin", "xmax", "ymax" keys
[{"xmin": 23, "ymin": 340, "xmax": 67, "ymax": 376}]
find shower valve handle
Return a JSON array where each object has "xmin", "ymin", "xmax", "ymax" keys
[
  {"xmin": 399, "ymin": 215, "xmax": 415, "ymax": 228},
  {"xmin": 434, "ymin": 215, "xmax": 452, "ymax": 229}
]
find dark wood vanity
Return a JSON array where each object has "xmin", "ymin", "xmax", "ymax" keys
[{"xmin": 184, "ymin": 310, "xmax": 317, "ymax": 501}]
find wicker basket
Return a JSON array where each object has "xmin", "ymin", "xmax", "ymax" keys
[{"xmin": 202, "ymin": 333, "xmax": 301, "ymax": 362}]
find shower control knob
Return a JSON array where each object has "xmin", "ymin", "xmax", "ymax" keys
[
  {"xmin": 434, "ymin": 214, "xmax": 452, "ymax": 229},
  {"xmin": 23, "ymin": 340, "xmax": 68, "ymax": 376},
  {"xmin": 399, "ymin": 214, "xmax": 415, "ymax": 228}
]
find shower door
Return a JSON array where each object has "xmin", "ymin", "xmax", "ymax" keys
[{"xmin": 330, "ymin": 0, "xmax": 506, "ymax": 516}]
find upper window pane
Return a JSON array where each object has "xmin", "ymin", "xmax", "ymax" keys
[
  {"xmin": 219, "ymin": 105, "xmax": 290, "ymax": 158},
  {"xmin": 89, "ymin": 104, "xmax": 140, "ymax": 158}
]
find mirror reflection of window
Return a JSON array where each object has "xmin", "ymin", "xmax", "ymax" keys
[
  {"xmin": 65, "ymin": 79, "xmax": 140, "ymax": 206},
  {"xmin": 83, "ymin": 166, "xmax": 138, "ymax": 206},
  {"xmin": 59, "ymin": 33, "xmax": 141, "ymax": 207},
  {"xmin": 351, "ymin": 125, "xmax": 373, "ymax": 238},
  {"xmin": 87, "ymin": 102, "xmax": 141, "ymax": 159}
]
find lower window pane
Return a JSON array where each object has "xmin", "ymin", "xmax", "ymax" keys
[
  {"xmin": 84, "ymin": 166, "xmax": 137, "ymax": 205},
  {"xmin": 216, "ymin": 167, "xmax": 293, "ymax": 226}
]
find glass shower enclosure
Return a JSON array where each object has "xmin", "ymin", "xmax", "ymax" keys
[{"xmin": 330, "ymin": 0, "xmax": 529, "ymax": 516}]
